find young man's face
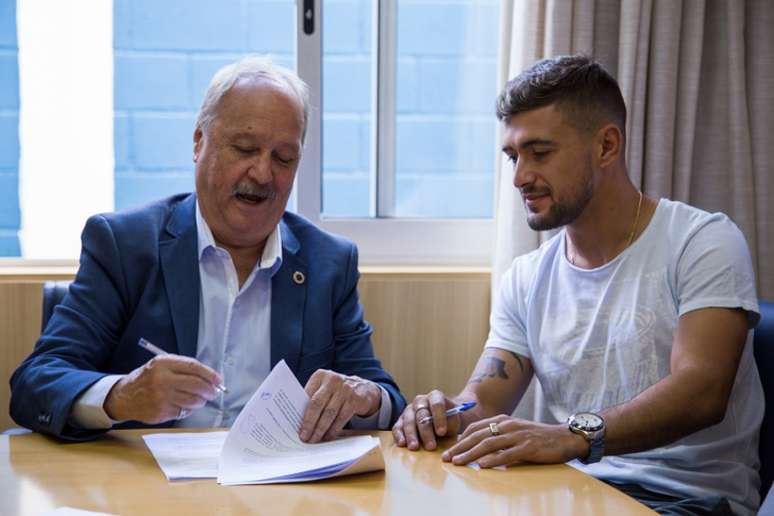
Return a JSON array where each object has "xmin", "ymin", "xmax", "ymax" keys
[
  {"xmin": 193, "ymin": 78, "xmax": 304, "ymax": 252},
  {"xmin": 501, "ymin": 104, "xmax": 596, "ymax": 231}
]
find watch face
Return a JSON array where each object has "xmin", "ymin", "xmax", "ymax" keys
[{"xmin": 571, "ymin": 412, "xmax": 604, "ymax": 431}]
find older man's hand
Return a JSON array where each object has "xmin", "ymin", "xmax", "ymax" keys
[
  {"xmin": 299, "ymin": 369, "xmax": 382, "ymax": 443},
  {"xmin": 104, "ymin": 355, "xmax": 222, "ymax": 424}
]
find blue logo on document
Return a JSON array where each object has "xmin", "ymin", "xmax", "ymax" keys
[{"xmin": 260, "ymin": 391, "xmax": 272, "ymax": 400}]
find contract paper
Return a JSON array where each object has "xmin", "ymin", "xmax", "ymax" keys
[
  {"xmin": 142, "ymin": 431, "xmax": 226, "ymax": 480},
  {"xmin": 143, "ymin": 360, "xmax": 383, "ymax": 484}
]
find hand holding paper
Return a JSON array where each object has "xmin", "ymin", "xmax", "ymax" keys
[
  {"xmin": 218, "ymin": 360, "xmax": 383, "ymax": 484},
  {"xmin": 300, "ymin": 369, "xmax": 382, "ymax": 443},
  {"xmin": 143, "ymin": 360, "xmax": 384, "ymax": 484}
]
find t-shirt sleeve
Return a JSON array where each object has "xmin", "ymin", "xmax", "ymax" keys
[
  {"xmin": 485, "ymin": 261, "xmax": 531, "ymax": 358},
  {"xmin": 676, "ymin": 214, "xmax": 759, "ymax": 327}
]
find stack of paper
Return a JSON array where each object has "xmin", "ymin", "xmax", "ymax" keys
[{"xmin": 143, "ymin": 360, "xmax": 384, "ymax": 484}]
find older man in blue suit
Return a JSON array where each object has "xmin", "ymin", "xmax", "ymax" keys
[{"xmin": 10, "ymin": 56, "xmax": 405, "ymax": 442}]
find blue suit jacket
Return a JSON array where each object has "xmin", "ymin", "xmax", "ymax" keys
[{"xmin": 10, "ymin": 194, "xmax": 406, "ymax": 440}]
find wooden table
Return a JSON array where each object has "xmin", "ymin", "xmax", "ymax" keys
[{"xmin": 0, "ymin": 429, "xmax": 655, "ymax": 515}]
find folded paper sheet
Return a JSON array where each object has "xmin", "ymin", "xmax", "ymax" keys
[{"xmin": 143, "ymin": 360, "xmax": 383, "ymax": 484}]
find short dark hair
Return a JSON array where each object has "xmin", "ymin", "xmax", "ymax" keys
[{"xmin": 496, "ymin": 55, "xmax": 626, "ymax": 137}]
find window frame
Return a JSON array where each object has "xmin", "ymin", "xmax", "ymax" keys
[{"xmin": 294, "ymin": 0, "xmax": 495, "ymax": 266}]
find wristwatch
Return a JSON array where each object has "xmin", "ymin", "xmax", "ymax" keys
[{"xmin": 567, "ymin": 412, "xmax": 605, "ymax": 464}]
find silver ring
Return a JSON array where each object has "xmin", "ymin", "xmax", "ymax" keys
[
  {"xmin": 178, "ymin": 408, "xmax": 190, "ymax": 419},
  {"xmin": 415, "ymin": 406, "xmax": 431, "ymax": 424},
  {"xmin": 489, "ymin": 422, "xmax": 501, "ymax": 436},
  {"xmin": 418, "ymin": 415, "xmax": 433, "ymax": 425}
]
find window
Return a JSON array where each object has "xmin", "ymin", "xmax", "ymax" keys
[
  {"xmin": 298, "ymin": 0, "xmax": 499, "ymax": 264},
  {"xmin": 3, "ymin": 0, "xmax": 499, "ymax": 265}
]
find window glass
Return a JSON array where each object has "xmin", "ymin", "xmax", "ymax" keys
[
  {"xmin": 320, "ymin": 0, "xmax": 499, "ymax": 219},
  {"xmin": 321, "ymin": 0, "xmax": 373, "ymax": 217},
  {"xmin": 394, "ymin": 0, "xmax": 499, "ymax": 218}
]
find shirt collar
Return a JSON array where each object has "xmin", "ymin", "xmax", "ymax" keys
[{"xmin": 195, "ymin": 201, "xmax": 283, "ymax": 273}]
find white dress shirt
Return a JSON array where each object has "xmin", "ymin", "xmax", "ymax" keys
[{"xmin": 70, "ymin": 203, "xmax": 391, "ymax": 430}]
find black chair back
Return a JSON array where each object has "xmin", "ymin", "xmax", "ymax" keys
[
  {"xmin": 41, "ymin": 281, "xmax": 70, "ymax": 331},
  {"xmin": 755, "ymin": 300, "xmax": 774, "ymax": 501}
]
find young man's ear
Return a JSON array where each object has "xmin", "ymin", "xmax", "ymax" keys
[{"xmin": 596, "ymin": 123, "xmax": 623, "ymax": 169}]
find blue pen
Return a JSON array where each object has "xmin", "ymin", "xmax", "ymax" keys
[
  {"xmin": 137, "ymin": 338, "xmax": 228, "ymax": 393},
  {"xmin": 418, "ymin": 401, "xmax": 476, "ymax": 425}
]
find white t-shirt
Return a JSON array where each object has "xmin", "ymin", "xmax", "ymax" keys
[{"xmin": 486, "ymin": 199, "xmax": 763, "ymax": 516}]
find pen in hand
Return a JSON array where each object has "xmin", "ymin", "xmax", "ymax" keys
[
  {"xmin": 418, "ymin": 401, "xmax": 476, "ymax": 425},
  {"xmin": 137, "ymin": 338, "xmax": 228, "ymax": 394}
]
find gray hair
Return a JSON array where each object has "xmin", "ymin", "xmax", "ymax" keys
[{"xmin": 195, "ymin": 55, "xmax": 310, "ymax": 142}]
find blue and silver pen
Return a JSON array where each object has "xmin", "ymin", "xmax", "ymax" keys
[
  {"xmin": 137, "ymin": 338, "xmax": 228, "ymax": 394},
  {"xmin": 418, "ymin": 401, "xmax": 476, "ymax": 425}
]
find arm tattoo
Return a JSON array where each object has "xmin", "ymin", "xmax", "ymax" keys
[
  {"xmin": 467, "ymin": 357, "xmax": 509, "ymax": 384},
  {"xmin": 507, "ymin": 351, "xmax": 525, "ymax": 372}
]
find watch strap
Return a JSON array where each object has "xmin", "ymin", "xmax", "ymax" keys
[{"xmin": 579, "ymin": 431, "xmax": 605, "ymax": 464}]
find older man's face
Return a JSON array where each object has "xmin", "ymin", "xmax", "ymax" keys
[{"xmin": 193, "ymin": 78, "xmax": 303, "ymax": 253}]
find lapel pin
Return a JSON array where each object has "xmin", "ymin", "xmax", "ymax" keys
[{"xmin": 293, "ymin": 271, "xmax": 305, "ymax": 285}]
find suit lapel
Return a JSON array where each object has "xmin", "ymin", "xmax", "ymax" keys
[
  {"xmin": 271, "ymin": 218, "xmax": 307, "ymax": 372},
  {"xmin": 159, "ymin": 194, "xmax": 200, "ymax": 358}
]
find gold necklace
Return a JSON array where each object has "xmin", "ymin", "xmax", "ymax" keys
[
  {"xmin": 570, "ymin": 190, "xmax": 644, "ymax": 266},
  {"xmin": 626, "ymin": 190, "xmax": 644, "ymax": 248}
]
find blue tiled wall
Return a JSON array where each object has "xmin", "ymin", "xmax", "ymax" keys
[
  {"xmin": 0, "ymin": 0, "xmax": 19, "ymax": 255},
  {"xmin": 112, "ymin": 0, "xmax": 295, "ymax": 211},
  {"xmin": 113, "ymin": 0, "xmax": 499, "ymax": 217}
]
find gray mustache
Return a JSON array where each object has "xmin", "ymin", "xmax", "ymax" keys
[{"xmin": 233, "ymin": 181, "xmax": 277, "ymax": 201}]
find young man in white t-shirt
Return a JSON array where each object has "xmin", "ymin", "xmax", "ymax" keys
[{"xmin": 392, "ymin": 55, "xmax": 763, "ymax": 516}]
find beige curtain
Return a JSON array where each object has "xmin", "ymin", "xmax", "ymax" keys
[{"xmin": 494, "ymin": 0, "xmax": 774, "ymax": 422}]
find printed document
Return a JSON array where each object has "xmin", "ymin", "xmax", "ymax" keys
[
  {"xmin": 143, "ymin": 360, "xmax": 383, "ymax": 484},
  {"xmin": 142, "ymin": 431, "xmax": 226, "ymax": 479}
]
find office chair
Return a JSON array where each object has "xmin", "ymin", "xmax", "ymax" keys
[
  {"xmin": 41, "ymin": 281, "xmax": 70, "ymax": 330},
  {"xmin": 756, "ymin": 300, "xmax": 774, "ymax": 511},
  {"xmin": 1, "ymin": 282, "xmax": 70, "ymax": 435}
]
